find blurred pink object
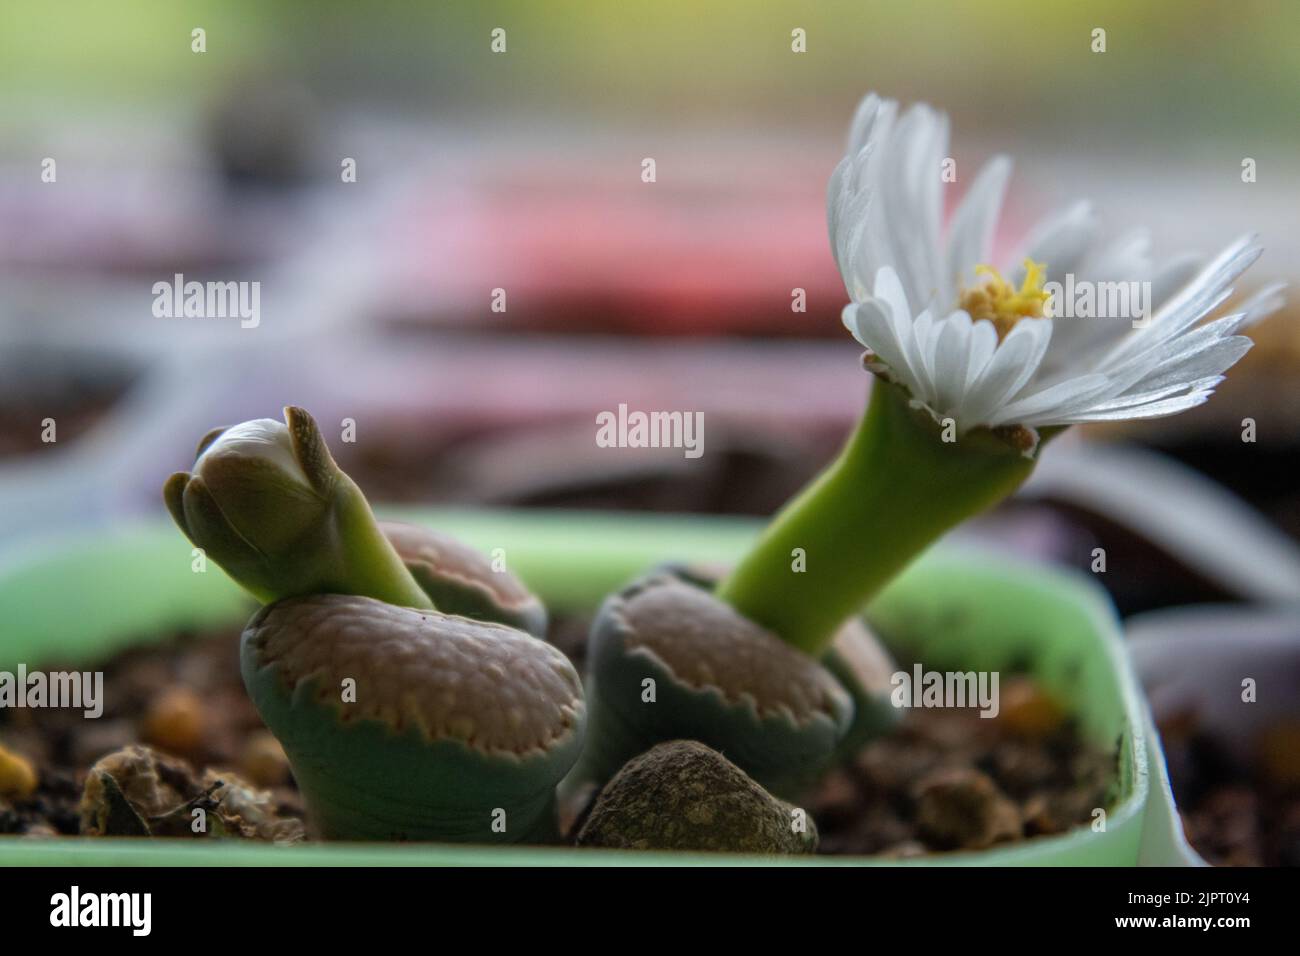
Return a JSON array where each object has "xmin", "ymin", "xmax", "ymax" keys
[
  {"xmin": 387, "ymin": 151, "xmax": 847, "ymax": 337},
  {"xmin": 383, "ymin": 142, "xmax": 1043, "ymax": 339}
]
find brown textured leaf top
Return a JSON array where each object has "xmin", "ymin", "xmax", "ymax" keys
[
  {"xmin": 614, "ymin": 576, "xmax": 850, "ymax": 726},
  {"xmin": 245, "ymin": 594, "xmax": 583, "ymax": 757}
]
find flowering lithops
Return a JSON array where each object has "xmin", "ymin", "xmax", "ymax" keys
[
  {"xmin": 717, "ymin": 90, "xmax": 1284, "ymax": 655},
  {"xmin": 577, "ymin": 89, "xmax": 1285, "ymax": 795},
  {"xmin": 164, "ymin": 407, "xmax": 583, "ymax": 842}
]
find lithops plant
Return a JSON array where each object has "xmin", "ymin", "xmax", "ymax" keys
[
  {"xmin": 576, "ymin": 569, "xmax": 856, "ymax": 798},
  {"xmin": 652, "ymin": 561, "xmax": 899, "ymax": 760},
  {"xmin": 164, "ymin": 407, "xmax": 583, "ymax": 842},
  {"xmin": 242, "ymin": 594, "xmax": 582, "ymax": 841},
  {"xmin": 381, "ymin": 520, "xmax": 547, "ymax": 638}
]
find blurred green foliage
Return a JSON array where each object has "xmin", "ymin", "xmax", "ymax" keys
[{"xmin": 1, "ymin": 0, "xmax": 1296, "ymax": 143}]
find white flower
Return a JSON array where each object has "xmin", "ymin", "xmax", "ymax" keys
[{"xmin": 831, "ymin": 93, "xmax": 1285, "ymax": 438}]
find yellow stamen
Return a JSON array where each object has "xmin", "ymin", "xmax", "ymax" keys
[{"xmin": 959, "ymin": 259, "xmax": 1050, "ymax": 340}]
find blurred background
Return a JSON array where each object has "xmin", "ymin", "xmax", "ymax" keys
[{"xmin": 0, "ymin": 0, "xmax": 1298, "ymax": 862}]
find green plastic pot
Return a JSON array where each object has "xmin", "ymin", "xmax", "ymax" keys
[{"xmin": 1, "ymin": 508, "xmax": 1162, "ymax": 866}]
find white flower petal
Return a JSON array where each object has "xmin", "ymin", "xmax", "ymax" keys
[
  {"xmin": 842, "ymin": 299, "xmax": 924, "ymax": 399},
  {"xmin": 1237, "ymin": 281, "xmax": 1287, "ymax": 330},
  {"xmin": 1037, "ymin": 240, "xmax": 1177, "ymax": 382},
  {"xmin": 880, "ymin": 104, "xmax": 949, "ymax": 310},
  {"xmin": 1117, "ymin": 333, "xmax": 1252, "ymax": 398},
  {"xmin": 877, "ymin": 270, "xmax": 934, "ymax": 395},
  {"xmin": 1076, "ymin": 229, "xmax": 1152, "ymax": 283},
  {"xmin": 1047, "ymin": 371, "xmax": 1228, "ymax": 424},
  {"xmin": 964, "ymin": 317, "xmax": 1000, "ymax": 391},
  {"xmin": 1103, "ymin": 286, "xmax": 1235, "ymax": 392},
  {"xmin": 1080, "ymin": 374, "xmax": 1228, "ymax": 415},
  {"xmin": 1100, "ymin": 235, "xmax": 1261, "ymax": 373},
  {"xmin": 932, "ymin": 312, "xmax": 974, "ymax": 413},
  {"xmin": 873, "ymin": 265, "xmax": 912, "ymax": 321},
  {"xmin": 990, "ymin": 374, "xmax": 1113, "ymax": 428},
  {"xmin": 944, "ymin": 155, "xmax": 1012, "ymax": 302},
  {"xmin": 1049, "ymin": 390, "xmax": 1215, "ymax": 424},
  {"xmin": 1149, "ymin": 252, "xmax": 1203, "ymax": 309},
  {"xmin": 957, "ymin": 318, "xmax": 1052, "ymax": 427},
  {"xmin": 827, "ymin": 152, "xmax": 877, "ymax": 300},
  {"xmin": 846, "ymin": 92, "xmax": 897, "ymax": 155},
  {"xmin": 1010, "ymin": 200, "xmax": 1099, "ymax": 283},
  {"xmin": 908, "ymin": 310, "xmax": 940, "ymax": 406}
]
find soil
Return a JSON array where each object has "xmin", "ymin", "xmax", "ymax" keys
[
  {"xmin": 812, "ymin": 696, "xmax": 1113, "ymax": 856},
  {"xmin": 1159, "ymin": 731, "xmax": 1300, "ymax": 867},
  {"xmin": 1, "ymin": 620, "xmax": 1117, "ymax": 856}
]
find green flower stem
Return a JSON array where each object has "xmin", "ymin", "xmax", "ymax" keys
[{"xmin": 714, "ymin": 382, "xmax": 1037, "ymax": 657}]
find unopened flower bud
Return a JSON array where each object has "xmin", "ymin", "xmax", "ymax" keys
[{"xmin": 165, "ymin": 407, "xmax": 431, "ymax": 609}]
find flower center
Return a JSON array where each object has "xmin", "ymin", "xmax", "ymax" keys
[{"xmin": 959, "ymin": 259, "xmax": 1050, "ymax": 339}]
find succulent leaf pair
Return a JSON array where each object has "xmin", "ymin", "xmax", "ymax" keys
[
  {"xmin": 166, "ymin": 408, "xmax": 582, "ymax": 842},
  {"xmin": 243, "ymin": 594, "xmax": 581, "ymax": 841},
  {"xmin": 571, "ymin": 566, "xmax": 896, "ymax": 800}
]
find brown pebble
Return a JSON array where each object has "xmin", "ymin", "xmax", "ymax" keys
[
  {"xmin": 577, "ymin": 741, "xmax": 817, "ymax": 854},
  {"xmin": 0, "ymin": 744, "xmax": 38, "ymax": 799},
  {"xmin": 998, "ymin": 676, "xmax": 1066, "ymax": 738},
  {"xmin": 141, "ymin": 687, "xmax": 206, "ymax": 755},
  {"xmin": 915, "ymin": 767, "xmax": 1022, "ymax": 850},
  {"xmin": 240, "ymin": 731, "xmax": 290, "ymax": 788}
]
